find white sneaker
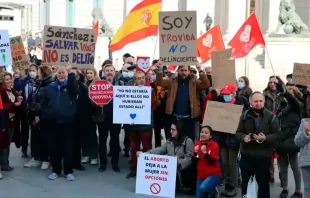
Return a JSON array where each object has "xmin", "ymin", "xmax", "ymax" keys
[
  {"xmin": 81, "ymin": 156, "xmax": 89, "ymax": 164},
  {"xmin": 0, "ymin": 170, "xmax": 2, "ymax": 180},
  {"xmin": 24, "ymin": 158, "xmax": 40, "ymax": 168},
  {"xmin": 66, "ymin": 174, "xmax": 75, "ymax": 181},
  {"xmin": 41, "ymin": 162, "xmax": 50, "ymax": 170},
  {"xmin": 90, "ymin": 159, "xmax": 98, "ymax": 165},
  {"xmin": 48, "ymin": 173, "xmax": 58, "ymax": 180}
]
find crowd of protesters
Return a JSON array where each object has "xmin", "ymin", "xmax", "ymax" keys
[{"xmin": 0, "ymin": 52, "xmax": 310, "ymax": 198}]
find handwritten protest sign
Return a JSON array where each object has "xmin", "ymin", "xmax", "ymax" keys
[
  {"xmin": 202, "ymin": 101, "xmax": 243, "ymax": 134},
  {"xmin": 292, "ymin": 63, "xmax": 310, "ymax": 86},
  {"xmin": 42, "ymin": 25, "xmax": 96, "ymax": 68},
  {"xmin": 211, "ymin": 48, "xmax": 236, "ymax": 89},
  {"xmin": 136, "ymin": 154, "xmax": 177, "ymax": 198},
  {"xmin": 10, "ymin": 36, "xmax": 29, "ymax": 71},
  {"xmin": 159, "ymin": 11, "xmax": 197, "ymax": 65},
  {"xmin": 113, "ymin": 86, "xmax": 151, "ymax": 124},
  {"xmin": 0, "ymin": 30, "xmax": 12, "ymax": 66}
]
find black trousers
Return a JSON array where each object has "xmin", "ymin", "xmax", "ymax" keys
[
  {"xmin": 153, "ymin": 111, "xmax": 170, "ymax": 147},
  {"xmin": 170, "ymin": 116, "xmax": 196, "ymax": 141},
  {"xmin": 240, "ymin": 154, "xmax": 271, "ymax": 198},
  {"xmin": 98, "ymin": 120, "xmax": 121, "ymax": 166},
  {"xmin": 73, "ymin": 118, "xmax": 89, "ymax": 167},
  {"xmin": 20, "ymin": 109, "xmax": 30, "ymax": 153},
  {"xmin": 31, "ymin": 123, "xmax": 48, "ymax": 161},
  {"xmin": 50, "ymin": 122, "xmax": 74, "ymax": 175},
  {"xmin": 123, "ymin": 124, "xmax": 130, "ymax": 152}
]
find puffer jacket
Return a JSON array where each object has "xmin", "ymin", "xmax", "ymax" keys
[
  {"xmin": 42, "ymin": 73, "xmax": 78, "ymax": 123},
  {"xmin": 294, "ymin": 119, "xmax": 310, "ymax": 167},
  {"xmin": 277, "ymin": 91, "xmax": 303, "ymax": 152}
]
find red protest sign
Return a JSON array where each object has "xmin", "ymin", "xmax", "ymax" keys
[{"xmin": 88, "ymin": 80, "xmax": 113, "ymax": 105}]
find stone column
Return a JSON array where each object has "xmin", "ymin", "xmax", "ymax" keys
[
  {"xmin": 178, "ymin": 0, "xmax": 187, "ymax": 11},
  {"xmin": 262, "ymin": 0, "xmax": 281, "ymax": 34},
  {"xmin": 224, "ymin": 0, "xmax": 247, "ymax": 35}
]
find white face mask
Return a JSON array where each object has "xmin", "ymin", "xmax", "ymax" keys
[
  {"xmin": 127, "ymin": 71, "xmax": 134, "ymax": 78},
  {"xmin": 29, "ymin": 71, "xmax": 37, "ymax": 78},
  {"xmin": 122, "ymin": 72, "xmax": 128, "ymax": 78}
]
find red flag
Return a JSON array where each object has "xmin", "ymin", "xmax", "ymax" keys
[
  {"xmin": 228, "ymin": 13, "xmax": 265, "ymax": 59},
  {"xmin": 197, "ymin": 25, "xmax": 225, "ymax": 63},
  {"xmin": 93, "ymin": 21, "xmax": 99, "ymax": 42}
]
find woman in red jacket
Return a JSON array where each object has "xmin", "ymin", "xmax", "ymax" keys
[
  {"xmin": 0, "ymin": 73, "xmax": 22, "ymax": 171},
  {"xmin": 194, "ymin": 126, "xmax": 222, "ymax": 198}
]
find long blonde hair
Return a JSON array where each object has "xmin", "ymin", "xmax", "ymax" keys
[{"xmin": 85, "ymin": 68, "xmax": 99, "ymax": 82}]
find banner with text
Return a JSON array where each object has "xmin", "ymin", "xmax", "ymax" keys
[
  {"xmin": 202, "ymin": 101, "xmax": 243, "ymax": 134},
  {"xmin": 292, "ymin": 63, "xmax": 310, "ymax": 86},
  {"xmin": 10, "ymin": 36, "xmax": 30, "ymax": 71},
  {"xmin": 42, "ymin": 25, "xmax": 96, "ymax": 68},
  {"xmin": 113, "ymin": 86, "xmax": 151, "ymax": 124},
  {"xmin": 211, "ymin": 48, "xmax": 236, "ymax": 89},
  {"xmin": 0, "ymin": 30, "xmax": 12, "ymax": 66},
  {"xmin": 159, "ymin": 11, "xmax": 197, "ymax": 65},
  {"xmin": 136, "ymin": 154, "xmax": 177, "ymax": 198}
]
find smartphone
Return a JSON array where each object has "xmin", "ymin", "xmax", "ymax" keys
[{"xmin": 275, "ymin": 82, "xmax": 284, "ymax": 93}]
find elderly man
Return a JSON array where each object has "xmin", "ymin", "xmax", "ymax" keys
[{"xmin": 236, "ymin": 91, "xmax": 281, "ymax": 198}]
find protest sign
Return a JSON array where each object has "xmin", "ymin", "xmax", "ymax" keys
[
  {"xmin": 42, "ymin": 25, "xmax": 96, "ymax": 68},
  {"xmin": 136, "ymin": 56, "xmax": 151, "ymax": 73},
  {"xmin": 211, "ymin": 48, "xmax": 236, "ymax": 89},
  {"xmin": 0, "ymin": 30, "xmax": 12, "ymax": 66},
  {"xmin": 113, "ymin": 86, "xmax": 151, "ymax": 124},
  {"xmin": 202, "ymin": 101, "xmax": 243, "ymax": 134},
  {"xmin": 136, "ymin": 154, "xmax": 177, "ymax": 198},
  {"xmin": 89, "ymin": 80, "xmax": 113, "ymax": 105},
  {"xmin": 159, "ymin": 11, "xmax": 197, "ymax": 65},
  {"xmin": 292, "ymin": 63, "xmax": 310, "ymax": 86},
  {"xmin": 10, "ymin": 36, "xmax": 30, "ymax": 71}
]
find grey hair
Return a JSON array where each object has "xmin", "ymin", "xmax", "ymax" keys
[{"xmin": 249, "ymin": 91, "xmax": 265, "ymax": 103}]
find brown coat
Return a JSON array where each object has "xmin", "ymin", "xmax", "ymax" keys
[{"xmin": 156, "ymin": 73, "xmax": 210, "ymax": 118}]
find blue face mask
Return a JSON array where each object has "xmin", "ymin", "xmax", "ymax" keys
[
  {"xmin": 151, "ymin": 75, "xmax": 156, "ymax": 82},
  {"xmin": 223, "ymin": 95, "xmax": 233, "ymax": 102},
  {"xmin": 237, "ymin": 81, "xmax": 245, "ymax": 89}
]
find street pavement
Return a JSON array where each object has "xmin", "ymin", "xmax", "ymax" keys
[{"xmin": 0, "ymin": 130, "xmax": 303, "ymax": 198}]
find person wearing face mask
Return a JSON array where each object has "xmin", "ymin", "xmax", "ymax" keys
[
  {"xmin": 237, "ymin": 76, "xmax": 253, "ymax": 100},
  {"xmin": 20, "ymin": 64, "xmax": 38, "ymax": 158},
  {"xmin": 115, "ymin": 63, "xmax": 136, "ymax": 158},
  {"xmin": 207, "ymin": 83, "xmax": 249, "ymax": 197},
  {"xmin": 236, "ymin": 91, "xmax": 281, "ymax": 198},
  {"xmin": 42, "ymin": 65, "xmax": 78, "ymax": 181},
  {"xmin": 263, "ymin": 76, "xmax": 286, "ymax": 184}
]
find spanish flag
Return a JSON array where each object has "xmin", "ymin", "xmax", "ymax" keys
[{"xmin": 109, "ymin": 0, "xmax": 162, "ymax": 52}]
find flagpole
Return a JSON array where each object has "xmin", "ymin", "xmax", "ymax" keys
[
  {"xmin": 264, "ymin": 47, "xmax": 276, "ymax": 76},
  {"xmin": 152, "ymin": 35, "xmax": 158, "ymax": 60}
]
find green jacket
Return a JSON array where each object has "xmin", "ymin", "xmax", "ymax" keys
[{"xmin": 235, "ymin": 108, "xmax": 281, "ymax": 158}]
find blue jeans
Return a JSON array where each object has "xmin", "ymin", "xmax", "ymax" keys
[{"xmin": 196, "ymin": 174, "xmax": 222, "ymax": 198}]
